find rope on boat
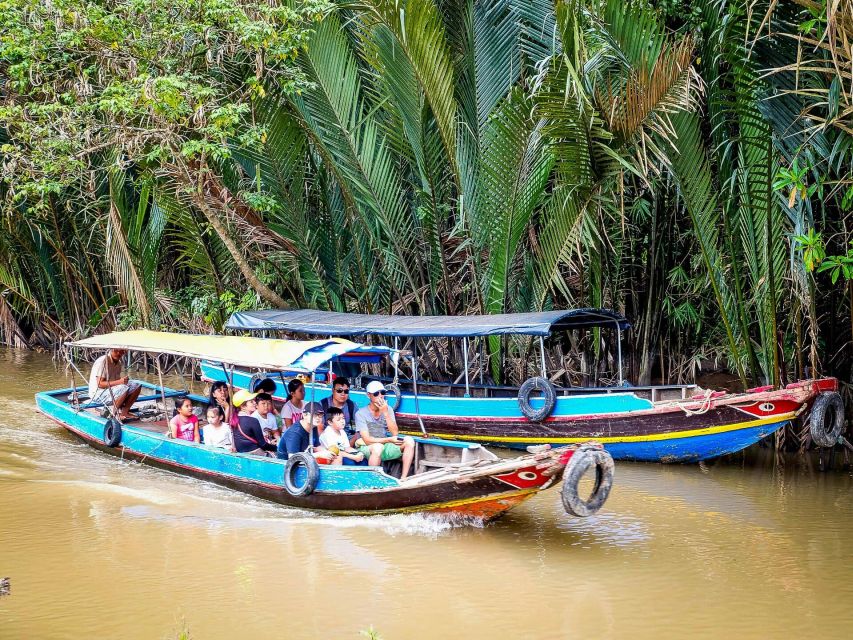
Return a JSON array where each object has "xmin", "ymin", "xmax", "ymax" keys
[
  {"xmin": 136, "ymin": 439, "xmax": 167, "ymax": 465},
  {"xmin": 677, "ymin": 389, "xmax": 714, "ymax": 416}
]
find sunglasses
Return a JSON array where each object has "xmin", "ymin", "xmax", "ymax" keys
[
  {"xmin": 371, "ymin": 390, "xmax": 388, "ymax": 397},
  {"xmin": 334, "ymin": 388, "xmax": 350, "ymax": 394}
]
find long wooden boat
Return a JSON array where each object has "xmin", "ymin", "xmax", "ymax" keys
[
  {"xmin": 214, "ymin": 309, "xmax": 843, "ymax": 462},
  {"xmin": 41, "ymin": 331, "xmax": 612, "ymax": 522}
]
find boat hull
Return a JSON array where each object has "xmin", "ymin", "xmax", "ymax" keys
[
  {"xmin": 36, "ymin": 387, "xmax": 559, "ymax": 521},
  {"xmin": 201, "ymin": 363, "xmax": 835, "ymax": 462}
]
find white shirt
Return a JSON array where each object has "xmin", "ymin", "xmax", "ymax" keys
[
  {"xmin": 203, "ymin": 423, "xmax": 234, "ymax": 450},
  {"xmin": 320, "ymin": 427, "xmax": 350, "ymax": 450},
  {"xmin": 281, "ymin": 401, "xmax": 303, "ymax": 425},
  {"xmin": 88, "ymin": 354, "xmax": 121, "ymax": 398},
  {"xmin": 252, "ymin": 411, "xmax": 279, "ymax": 433}
]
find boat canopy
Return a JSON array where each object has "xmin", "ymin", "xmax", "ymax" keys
[
  {"xmin": 67, "ymin": 330, "xmax": 395, "ymax": 373},
  {"xmin": 225, "ymin": 308, "xmax": 630, "ymax": 337}
]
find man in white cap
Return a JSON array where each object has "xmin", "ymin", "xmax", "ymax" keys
[{"xmin": 355, "ymin": 381, "xmax": 415, "ymax": 479}]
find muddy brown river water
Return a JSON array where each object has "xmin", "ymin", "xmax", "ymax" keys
[{"xmin": 1, "ymin": 347, "xmax": 853, "ymax": 639}]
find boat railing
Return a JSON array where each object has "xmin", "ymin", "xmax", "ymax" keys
[{"xmin": 367, "ymin": 376, "xmax": 695, "ymax": 401}]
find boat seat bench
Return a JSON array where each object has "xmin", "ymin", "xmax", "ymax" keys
[{"xmin": 77, "ymin": 389, "xmax": 189, "ymax": 409}]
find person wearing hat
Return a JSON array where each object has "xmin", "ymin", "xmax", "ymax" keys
[
  {"xmin": 87, "ymin": 348, "xmax": 142, "ymax": 421},
  {"xmin": 232, "ymin": 389, "xmax": 276, "ymax": 456},
  {"xmin": 354, "ymin": 381, "xmax": 415, "ymax": 479},
  {"xmin": 277, "ymin": 401, "xmax": 325, "ymax": 460}
]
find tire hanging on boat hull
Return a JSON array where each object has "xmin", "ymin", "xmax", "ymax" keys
[
  {"xmin": 517, "ymin": 377, "xmax": 557, "ymax": 421},
  {"xmin": 561, "ymin": 447, "xmax": 614, "ymax": 517},
  {"xmin": 810, "ymin": 391, "xmax": 845, "ymax": 448},
  {"xmin": 103, "ymin": 418, "xmax": 122, "ymax": 448},
  {"xmin": 284, "ymin": 452, "xmax": 320, "ymax": 496}
]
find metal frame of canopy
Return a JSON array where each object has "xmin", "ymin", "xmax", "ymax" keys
[
  {"xmin": 61, "ymin": 330, "xmax": 421, "ymax": 448},
  {"xmin": 225, "ymin": 309, "xmax": 630, "ymax": 392}
]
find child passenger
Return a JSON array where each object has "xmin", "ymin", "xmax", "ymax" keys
[
  {"xmin": 281, "ymin": 379, "xmax": 305, "ymax": 427},
  {"xmin": 203, "ymin": 405, "xmax": 235, "ymax": 451},
  {"xmin": 169, "ymin": 396, "xmax": 200, "ymax": 443},
  {"xmin": 252, "ymin": 393, "xmax": 280, "ymax": 445},
  {"xmin": 320, "ymin": 407, "xmax": 365, "ymax": 465}
]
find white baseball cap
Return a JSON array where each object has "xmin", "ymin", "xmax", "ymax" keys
[{"xmin": 365, "ymin": 381, "xmax": 386, "ymax": 395}]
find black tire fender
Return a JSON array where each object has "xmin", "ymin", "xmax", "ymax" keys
[
  {"xmin": 810, "ymin": 391, "xmax": 845, "ymax": 448},
  {"xmin": 248, "ymin": 372, "xmax": 263, "ymax": 393},
  {"xmin": 103, "ymin": 418, "xmax": 123, "ymax": 448},
  {"xmin": 385, "ymin": 383, "xmax": 402, "ymax": 412},
  {"xmin": 517, "ymin": 377, "xmax": 557, "ymax": 421},
  {"xmin": 561, "ymin": 447, "xmax": 615, "ymax": 517},
  {"xmin": 283, "ymin": 452, "xmax": 320, "ymax": 497}
]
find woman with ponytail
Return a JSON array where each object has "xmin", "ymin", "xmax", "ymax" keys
[{"xmin": 281, "ymin": 378, "xmax": 306, "ymax": 427}]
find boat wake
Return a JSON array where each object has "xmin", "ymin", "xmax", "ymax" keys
[{"xmin": 118, "ymin": 502, "xmax": 482, "ymax": 537}]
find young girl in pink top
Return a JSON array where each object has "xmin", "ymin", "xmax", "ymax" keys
[{"xmin": 169, "ymin": 396, "xmax": 200, "ymax": 443}]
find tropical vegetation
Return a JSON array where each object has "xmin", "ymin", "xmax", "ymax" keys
[{"xmin": 1, "ymin": 0, "xmax": 851, "ymax": 389}]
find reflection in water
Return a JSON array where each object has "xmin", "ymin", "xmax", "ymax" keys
[{"xmin": 2, "ymin": 347, "xmax": 853, "ymax": 638}]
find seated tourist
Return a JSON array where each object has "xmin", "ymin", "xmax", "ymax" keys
[
  {"xmin": 281, "ymin": 378, "xmax": 306, "ymax": 427},
  {"xmin": 252, "ymin": 377, "xmax": 278, "ymax": 395},
  {"xmin": 208, "ymin": 381, "xmax": 237, "ymax": 428},
  {"xmin": 355, "ymin": 381, "xmax": 415, "ymax": 479},
  {"xmin": 277, "ymin": 401, "xmax": 325, "ymax": 460},
  {"xmin": 252, "ymin": 392, "xmax": 280, "ymax": 445},
  {"xmin": 88, "ymin": 348, "xmax": 142, "ymax": 421},
  {"xmin": 203, "ymin": 405, "xmax": 235, "ymax": 451},
  {"xmin": 320, "ymin": 377, "xmax": 357, "ymax": 438},
  {"xmin": 169, "ymin": 396, "xmax": 200, "ymax": 443},
  {"xmin": 320, "ymin": 407, "xmax": 365, "ymax": 465},
  {"xmin": 232, "ymin": 390, "xmax": 277, "ymax": 456}
]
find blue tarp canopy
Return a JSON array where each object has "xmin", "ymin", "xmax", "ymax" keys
[{"xmin": 225, "ymin": 309, "xmax": 630, "ymax": 338}]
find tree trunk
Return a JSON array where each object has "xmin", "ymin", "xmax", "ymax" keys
[{"xmin": 193, "ymin": 194, "xmax": 290, "ymax": 309}]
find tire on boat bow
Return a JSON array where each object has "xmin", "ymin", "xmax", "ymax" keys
[
  {"xmin": 103, "ymin": 418, "xmax": 122, "ymax": 448},
  {"xmin": 810, "ymin": 391, "xmax": 845, "ymax": 448},
  {"xmin": 517, "ymin": 377, "xmax": 557, "ymax": 421},
  {"xmin": 283, "ymin": 452, "xmax": 320, "ymax": 497},
  {"xmin": 561, "ymin": 447, "xmax": 614, "ymax": 517}
]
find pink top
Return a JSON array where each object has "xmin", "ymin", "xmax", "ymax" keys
[{"xmin": 170, "ymin": 414, "xmax": 199, "ymax": 441}]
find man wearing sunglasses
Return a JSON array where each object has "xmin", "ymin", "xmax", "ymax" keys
[
  {"xmin": 321, "ymin": 377, "xmax": 357, "ymax": 435},
  {"xmin": 354, "ymin": 381, "xmax": 415, "ymax": 479}
]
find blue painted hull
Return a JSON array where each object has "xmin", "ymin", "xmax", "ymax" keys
[
  {"xmin": 35, "ymin": 383, "xmax": 563, "ymax": 518},
  {"xmin": 498, "ymin": 422, "xmax": 786, "ymax": 461},
  {"xmin": 201, "ymin": 362, "xmax": 795, "ymax": 463}
]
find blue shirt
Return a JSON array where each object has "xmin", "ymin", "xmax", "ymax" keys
[{"xmin": 277, "ymin": 424, "xmax": 321, "ymax": 459}]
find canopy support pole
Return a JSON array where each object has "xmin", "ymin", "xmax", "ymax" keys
[
  {"xmin": 65, "ymin": 348, "xmax": 91, "ymax": 394},
  {"xmin": 156, "ymin": 356, "xmax": 168, "ymax": 421},
  {"xmin": 221, "ymin": 363, "xmax": 236, "ymax": 425},
  {"xmin": 463, "ymin": 337, "xmax": 470, "ymax": 398},
  {"xmin": 393, "ymin": 337, "xmax": 400, "ymax": 385},
  {"xmin": 539, "ymin": 336, "xmax": 547, "ymax": 378},
  {"xmin": 412, "ymin": 340, "xmax": 426, "ymax": 435},
  {"xmin": 307, "ymin": 370, "xmax": 318, "ymax": 453},
  {"xmin": 64, "ymin": 346, "xmax": 85, "ymax": 411},
  {"xmin": 615, "ymin": 321, "xmax": 623, "ymax": 385},
  {"xmin": 278, "ymin": 372, "xmax": 287, "ymax": 400}
]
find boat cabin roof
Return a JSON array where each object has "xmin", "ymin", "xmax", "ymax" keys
[
  {"xmin": 67, "ymin": 330, "xmax": 397, "ymax": 372},
  {"xmin": 225, "ymin": 308, "xmax": 630, "ymax": 338}
]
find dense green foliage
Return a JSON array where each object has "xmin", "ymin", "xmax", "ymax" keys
[{"xmin": 1, "ymin": 0, "xmax": 851, "ymax": 387}]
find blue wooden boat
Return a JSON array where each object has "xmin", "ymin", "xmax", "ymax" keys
[
  {"xmin": 212, "ymin": 309, "xmax": 842, "ymax": 462},
  {"xmin": 39, "ymin": 331, "xmax": 612, "ymax": 521}
]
